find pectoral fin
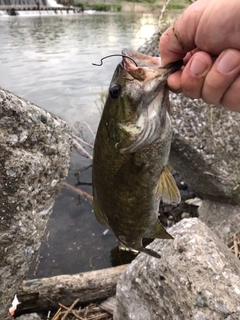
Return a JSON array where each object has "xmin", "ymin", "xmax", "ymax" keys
[
  {"xmin": 93, "ymin": 198, "xmax": 109, "ymax": 227},
  {"xmin": 147, "ymin": 220, "xmax": 173, "ymax": 239},
  {"xmin": 154, "ymin": 165, "xmax": 181, "ymax": 205}
]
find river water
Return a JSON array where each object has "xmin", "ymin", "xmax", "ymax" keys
[{"xmin": 0, "ymin": 12, "xmax": 166, "ymax": 277}]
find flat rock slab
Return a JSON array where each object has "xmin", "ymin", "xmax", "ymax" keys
[
  {"xmin": 114, "ymin": 218, "xmax": 240, "ymax": 320},
  {"xmin": 0, "ymin": 88, "xmax": 72, "ymax": 318}
]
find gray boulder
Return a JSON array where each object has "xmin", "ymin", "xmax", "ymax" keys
[
  {"xmin": 0, "ymin": 88, "xmax": 72, "ymax": 318},
  {"xmin": 16, "ymin": 313, "xmax": 41, "ymax": 320},
  {"xmin": 170, "ymin": 94, "xmax": 240, "ymax": 204},
  {"xmin": 198, "ymin": 200, "xmax": 240, "ymax": 244},
  {"xmin": 114, "ymin": 218, "xmax": 240, "ymax": 320}
]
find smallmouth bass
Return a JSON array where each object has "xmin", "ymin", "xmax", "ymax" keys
[{"xmin": 92, "ymin": 49, "xmax": 182, "ymax": 258}]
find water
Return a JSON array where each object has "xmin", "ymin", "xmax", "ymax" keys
[{"xmin": 0, "ymin": 13, "xmax": 159, "ymax": 277}]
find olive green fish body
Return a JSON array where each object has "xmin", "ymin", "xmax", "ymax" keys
[{"xmin": 92, "ymin": 50, "xmax": 182, "ymax": 258}]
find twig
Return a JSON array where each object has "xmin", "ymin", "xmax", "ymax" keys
[
  {"xmin": 81, "ymin": 121, "xmax": 95, "ymax": 140},
  {"xmin": 71, "ymin": 310, "xmax": 85, "ymax": 320},
  {"xmin": 87, "ymin": 312, "xmax": 111, "ymax": 320},
  {"xmin": 52, "ymin": 308, "xmax": 62, "ymax": 320},
  {"xmin": 203, "ymin": 171, "xmax": 233, "ymax": 181},
  {"xmin": 73, "ymin": 139, "xmax": 93, "ymax": 160},
  {"xmin": 61, "ymin": 298, "xmax": 80, "ymax": 320},
  {"xmin": 58, "ymin": 303, "xmax": 68, "ymax": 310},
  {"xmin": 72, "ymin": 132, "xmax": 94, "ymax": 149},
  {"xmin": 233, "ymin": 233, "xmax": 240, "ymax": 258},
  {"xmin": 158, "ymin": 0, "xmax": 171, "ymax": 27},
  {"xmin": 63, "ymin": 182, "xmax": 93, "ymax": 202}
]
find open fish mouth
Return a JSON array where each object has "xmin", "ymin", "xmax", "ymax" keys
[{"xmin": 122, "ymin": 48, "xmax": 183, "ymax": 74}]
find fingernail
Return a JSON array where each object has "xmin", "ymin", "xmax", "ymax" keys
[
  {"xmin": 217, "ymin": 50, "xmax": 240, "ymax": 74},
  {"xmin": 190, "ymin": 56, "xmax": 209, "ymax": 77}
]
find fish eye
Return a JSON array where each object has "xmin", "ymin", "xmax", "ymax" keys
[{"xmin": 109, "ymin": 83, "xmax": 121, "ymax": 99}]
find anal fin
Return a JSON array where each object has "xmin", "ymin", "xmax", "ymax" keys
[
  {"xmin": 154, "ymin": 164, "xmax": 181, "ymax": 205},
  {"xmin": 147, "ymin": 220, "xmax": 173, "ymax": 240}
]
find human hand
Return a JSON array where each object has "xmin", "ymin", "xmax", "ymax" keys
[{"xmin": 160, "ymin": 0, "xmax": 240, "ymax": 112}]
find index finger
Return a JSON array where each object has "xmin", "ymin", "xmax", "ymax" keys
[{"xmin": 159, "ymin": 0, "xmax": 207, "ymax": 65}]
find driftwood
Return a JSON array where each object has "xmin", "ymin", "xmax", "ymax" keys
[{"xmin": 16, "ymin": 265, "xmax": 127, "ymax": 314}]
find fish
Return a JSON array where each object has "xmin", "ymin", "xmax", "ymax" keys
[{"xmin": 92, "ymin": 49, "xmax": 182, "ymax": 258}]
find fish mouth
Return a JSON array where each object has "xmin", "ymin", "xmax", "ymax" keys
[{"xmin": 121, "ymin": 48, "xmax": 183, "ymax": 75}]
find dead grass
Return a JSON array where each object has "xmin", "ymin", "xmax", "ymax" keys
[
  {"xmin": 228, "ymin": 231, "xmax": 240, "ymax": 260},
  {"xmin": 50, "ymin": 300, "xmax": 113, "ymax": 320}
]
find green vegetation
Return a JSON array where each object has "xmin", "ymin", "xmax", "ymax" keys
[
  {"xmin": 90, "ymin": 3, "xmax": 111, "ymax": 11},
  {"xmin": 112, "ymin": 4, "xmax": 122, "ymax": 11},
  {"xmin": 76, "ymin": 3, "xmax": 122, "ymax": 12},
  {"xmin": 74, "ymin": 0, "xmax": 189, "ymax": 12},
  {"xmin": 167, "ymin": 3, "xmax": 186, "ymax": 9},
  {"xmin": 74, "ymin": 3, "xmax": 84, "ymax": 7},
  {"xmin": 167, "ymin": 0, "xmax": 189, "ymax": 10},
  {"xmin": 124, "ymin": 0, "xmax": 156, "ymax": 3}
]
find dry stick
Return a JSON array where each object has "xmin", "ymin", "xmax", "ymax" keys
[
  {"xmin": 72, "ymin": 132, "xmax": 94, "ymax": 149},
  {"xmin": 158, "ymin": 0, "xmax": 171, "ymax": 27},
  {"xmin": 81, "ymin": 121, "xmax": 95, "ymax": 140},
  {"xmin": 63, "ymin": 182, "xmax": 93, "ymax": 202},
  {"xmin": 203, "ymin": 171, "xmax": 233, "ymax": 181},
  {"xmin": 52, "ymin": 308, "xmax": 62, "ymax": 320},
  {"xmin": 62, "ymin": 299, "xmax": 80, "ymax": 320},
  {"xmin": 58, "ymin": 303, "xmax": 68, "ymax": 310},
  {"xmin": 71, "ymin": 310, "xmax": 85, "ymax": 320},
  {"xmin": 73, "ymin": 139, "xmax": 93, "ymax": 160},
  {"xmin": 88, "ymin": 312, "xmax": 111, "ymax": 320},
  {"xmin": 233, "ymin": 234, "xmax": 240, "ymax": 258}
]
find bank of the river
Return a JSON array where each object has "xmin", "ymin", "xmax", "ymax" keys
[{"xmin": 74, "ymin": 0, "xmax": 189, "ymax": 13}]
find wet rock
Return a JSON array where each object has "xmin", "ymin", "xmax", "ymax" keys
[
  {"xmin": 0, "ymin": 88, "xmax": 72, "ymax": 318},
  {"xmin": 114, "ymin": 218, "xmax": 240, "ymax": 320},
  {"xmin": 16, "ymin": 313, "xmax": 41, "ymax": 320},
  {"xmin": 169, "ymin": 94, "xmax": 240, "ymax": 204},
  {"xmin": 198, "ymin": 200, "xmax": 240, "ymax": 244}
]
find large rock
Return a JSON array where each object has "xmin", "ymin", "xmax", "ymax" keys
[
  {"xmin": 114, "ymin": 218, "xmax": 240, "ymax": 320},
  {"xmin": 0, "ymin": 88, "xmax": 72, "ymax": 318},
  {"xmin": 16, "ymin": 314, "xmax": 41, "ymax": 320},
  {"xmin": 198, "ymin": 200, "xmax": 240, "ymax": 244},
  {"xmin": 170, "ymin": 94, "xmax": 240, "ymax": 204}
]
